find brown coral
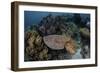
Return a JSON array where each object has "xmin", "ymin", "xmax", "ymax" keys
[
  {"xmin": 35, "ymin": 35, "xmax": 42, "ymax": 46},
  {"xmin": 25, "ymin": 30, "xmax": 49, "ymax": 61},
  {"xmin": 39, "ymin": 47, "xmax": 48, "ymax": 60}
]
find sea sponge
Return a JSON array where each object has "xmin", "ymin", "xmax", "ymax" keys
[{"xmin": 80, "ymin": 28, "xmax": 90, "ymax": 38}]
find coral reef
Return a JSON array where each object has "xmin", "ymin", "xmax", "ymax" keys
[
  {"xmin": 80, "ymin": 28, "xmax": 90, "ymax": 58},
  {"xmin": 24, "ymin": 13, "xmax": 90, "ymax": 61},
  {"xmin": 25, "ymin": 30, "xmax": 48, "ymax": 61}
]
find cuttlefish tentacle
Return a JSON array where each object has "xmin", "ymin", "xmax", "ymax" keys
[{"xmin": 64, "ymin": 38, "xmax": 76, "ymax": 55}]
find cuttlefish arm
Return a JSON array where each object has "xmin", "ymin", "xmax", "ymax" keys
[{"xmin": 64, "ymin": 38, "xmax": 76, "ymax": 55}]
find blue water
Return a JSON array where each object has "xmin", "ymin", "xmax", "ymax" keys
[{"xmin": 24, "ymin": 11, "xmax": 90, "ymax": 28}]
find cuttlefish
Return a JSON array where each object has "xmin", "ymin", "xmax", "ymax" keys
[{"xmin": 43, "ymin": 35, "xmax": 76, "ymax": 54}]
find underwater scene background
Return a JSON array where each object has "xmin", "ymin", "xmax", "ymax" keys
[{"xmin": 24, "ymin": 11, "xmax": 90, "ymax": 61}]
